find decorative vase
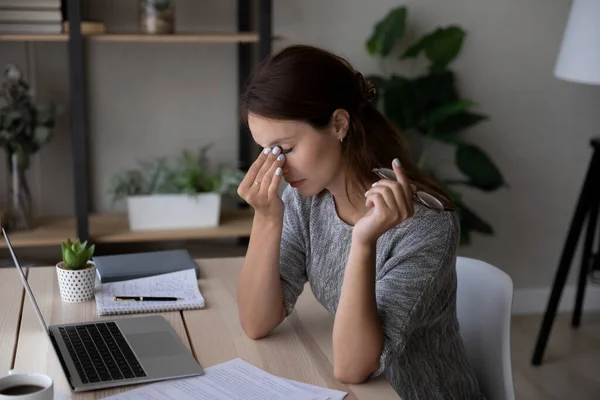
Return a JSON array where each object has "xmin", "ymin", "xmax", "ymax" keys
[
  {"xmin": 139, "ymin": 0, "xmax": 175, "ymax": 34},
  {"xmin": 56, "ymin": 261, "xmax": 97, "ymax": 302},
  {"xmin": 3, "ymin": 153, "xmax": 33, "ymax": 231}
]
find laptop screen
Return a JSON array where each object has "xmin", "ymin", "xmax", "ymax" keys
[{"xmin": 2, "ymin": 228, "xmax": 49, "ymax": 334}]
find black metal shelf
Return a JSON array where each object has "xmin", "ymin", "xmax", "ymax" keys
[{"xmin": 56, "ymin": 0, "xmax": 273, "ymax": 242}]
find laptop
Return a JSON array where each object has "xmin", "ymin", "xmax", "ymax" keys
[{"xmin": 2, "ymin": 228, "xmax": 204, "ymax": 392}]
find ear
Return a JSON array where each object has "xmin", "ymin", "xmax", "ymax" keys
[{"xmin": 331, "ymin": 109, "xmax": 350, "ymax": 142}]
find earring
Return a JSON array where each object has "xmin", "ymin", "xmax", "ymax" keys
[{"xmin": 340, "ymin": 137, "xmax": 344, "ymax": 143}]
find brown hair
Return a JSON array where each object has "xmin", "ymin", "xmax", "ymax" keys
[{"xmin": 241, "ymin": 44, "xmax": 454, "ymax": 210}]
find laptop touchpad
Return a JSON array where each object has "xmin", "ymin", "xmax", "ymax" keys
[{"xmin": 127, "ymin": 331, "xmax": 189, "ymax": 358}]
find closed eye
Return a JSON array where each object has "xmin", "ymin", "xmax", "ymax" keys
[{"xmin": 281, "ymin": 147, "xmax": 294, "ymax": 154}]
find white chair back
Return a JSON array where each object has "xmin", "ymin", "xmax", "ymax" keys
[{"xmin": 455, "ymin": 256, "xmax": 515, "ymax": 400}]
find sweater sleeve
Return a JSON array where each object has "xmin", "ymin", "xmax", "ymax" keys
[
  {"xmin": 369, "ymin": 211, "xmax": 461, "ymax": 378},
  {"xmin": 279, "ymin": 185, "xmax": 309, "ymax": 316}
]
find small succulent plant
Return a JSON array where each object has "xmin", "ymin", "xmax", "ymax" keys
[{"xmin": 60, "ymin": 238, "xmax": 95, "ymax": 270}]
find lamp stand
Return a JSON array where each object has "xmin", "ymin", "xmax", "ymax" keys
[{"xmin": 532, "ymin": 137, "xmax": 600, "ymax": 365}]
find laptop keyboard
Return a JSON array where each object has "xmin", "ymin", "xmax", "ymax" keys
[{"xmin": 58, "ymin": 322, "xmax": 147, "ymax": 384}]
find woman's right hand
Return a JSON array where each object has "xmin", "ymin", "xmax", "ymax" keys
[{"xmin": 237, "ymin": 146, "xmax": 286, "ymax": 220}]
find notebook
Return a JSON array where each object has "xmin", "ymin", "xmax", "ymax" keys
[
  {"xmin": 95, "ymin": 268, "xmax": 205, "ymax": 316},
  {"xmin": 93, "ymin": 249, "xmax": 200, "ymax": 283}
]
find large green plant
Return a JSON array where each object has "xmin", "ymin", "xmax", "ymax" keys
[
  {"xmin": 108, "ymin": 144, "xmax": 245, "ymax": 203},
  {"xmin": 366, "ymin": 6, "xmax": 506, "ymax": 245}
]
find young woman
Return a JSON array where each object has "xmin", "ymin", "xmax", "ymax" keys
[{"xmin": 236, "ymin": 45, "xmax": 484, "ymax": 400}]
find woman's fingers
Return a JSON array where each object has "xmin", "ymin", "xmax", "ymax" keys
[
  {"xmin": 240, "ymin": 147, "xmax": 271, "ymax": 191},
  {"xmin": 255, "ymin": 146, "xmax": 283, "ymax": 185},
  {"xmin": 365, "ymin": 192, "xmax": 386, "ymax": 212},
  {"xmin": 261, "ymin": 155, "xmax": 285, "ymax": 197},
  {"xmin": 365, "ymin": 184, "xmax": 396, "ymax": 212},
  {"xmin": 268, "ymin": 166, "xmax": 284, "ymax": 199},
  {"xmin": 391, "ymin": 158, "xmax": 413, "ymax": 207},
  {"xmin": 370, "ymin": 179, "xmax": 405, "ymax": 211}
]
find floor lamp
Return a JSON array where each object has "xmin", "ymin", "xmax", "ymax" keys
[{"xmin": 532, "ymin": 0, "xmax": 600, "ymax": 365}]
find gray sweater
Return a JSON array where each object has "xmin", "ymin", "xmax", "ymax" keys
[{"xmin": 278, "ymin": 186, "xmax": 484, "ymax": 399}]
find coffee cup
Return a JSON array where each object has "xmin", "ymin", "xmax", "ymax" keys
[{"xmin": 0, "ymin": 370, "xmax": 53, "ymax": 400}]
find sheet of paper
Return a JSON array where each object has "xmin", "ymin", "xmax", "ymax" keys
[
  {"xmin": 95, "ymin": 268, "xmax": 205, "ymax": 315},
  {"xmin": 283, "ymin": 378, "xmax": 347, "ymax": 400},
  {"xmin": 101, "ymin": 358, "xmax": 346, "ymax": 400}
]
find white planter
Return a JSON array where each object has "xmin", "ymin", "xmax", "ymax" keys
[
  {"xmin": 56, "ymin": 261, "xmax": 97, "ymax": 302},
  {"xmin": 126, "ymin": 193, "xmax": 221, "ymax": 231}
]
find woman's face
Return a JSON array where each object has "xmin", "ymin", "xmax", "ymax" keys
[{"xmin": 247, "ymin": 113, "xmax": 345, "ymax": 197}]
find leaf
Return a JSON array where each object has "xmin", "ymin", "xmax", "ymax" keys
[
  {"xmin": 432, "ymin": 111, "xmax": 488, "ymax": 135},
  {"xmin": 428, "ymin": 100, "xmax": 476, "ymax": 126},
  {"xmin": 86, "ymin": 245, "xmax": 95, "ymax": 260},
  {"xmin": 383, "ymin": 76, "xmax": 418, "ymax": 131},
  {"xmin": 64, "ymin": 248, "xmax": 78, "ymax": 268},
  {"xmin": 32, "ymin": 126, "xmax": 51, "ymax": 146},
  {"xmin": 383, "ymin": 71, "xmax": 461, "ymax": 135},
  {"xmin": 429, "ymin": 132, "xmax": 463, "ymax": 145},
  {"xmin": 456, "ymin": 143, "xmax": 505, "ymax": 191},
  {"xmin": 456, "ymin": 200, "xmax": 494, "ymax": 234},
  {"xmin": 61, "ymin": 242, "xmax": 68, "ymax": 263},
  {"xmin": 402, "ymin": 26, "xmax": 466, "ymax": 71},
  {"xmin": 366, "ymin": 6, "xmax": 407, "ymax": 57},
  {"xmin": 412, "ymin": 70, "xmax": 460, "ymax": 107},
  {"xmin": 35, "ymin": 103, "xmax": 55, "ymax": 125}
]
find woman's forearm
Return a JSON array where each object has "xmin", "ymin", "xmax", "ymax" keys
[
  {"xmin": 332, "ymin": 238, "xmax": 383, "ymax": 383},
  {"xmin": 237, "ymin": 214, "xmax": 286, "ymax": 339}
]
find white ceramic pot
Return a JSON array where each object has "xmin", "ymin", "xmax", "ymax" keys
[
  {"xmin": 126, "ymin": 193, "xmax": 221, "ymax": 231},
  {"xmin": 56, "ymin": 261, "xmax": 97, "ymax": 302}
]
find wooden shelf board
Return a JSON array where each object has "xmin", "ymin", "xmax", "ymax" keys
[
  {"xmin": 0, "ymin": 34, "xmax": 67, "ymax": 42},
  {"xmin": 0, "ymin": 32, "xmax": 283, "ymax": 43},
  {"xmin": 0, "ymin": 209, "xmax": 254, "ymax": 248}
]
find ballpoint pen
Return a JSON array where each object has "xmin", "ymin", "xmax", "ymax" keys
[{"xmin": 113, "ymin": 296, "xmax": 183, "ymax": 301}]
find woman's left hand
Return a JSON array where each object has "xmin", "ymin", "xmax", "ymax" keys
[{"xmin": 353, "ymin": 159, "xmax": 415, "ymax": 246}]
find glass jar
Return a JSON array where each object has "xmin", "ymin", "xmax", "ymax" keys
[
  {"xmin": 4, "ymin": 152, "xmax": 33, "ymax": 231},
  {"xmin": 139, "ymin": 0, "xmax": 175, "ymax": 34}
]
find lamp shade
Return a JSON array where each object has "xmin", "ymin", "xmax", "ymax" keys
[{"xmin": 554, "ymin": 0, "xmax": 600, "ymax": 85}]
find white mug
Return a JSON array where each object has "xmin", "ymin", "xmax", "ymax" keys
[{"xmin": 0, "ymin": 370, "xmax": 53, "ymax": 400}]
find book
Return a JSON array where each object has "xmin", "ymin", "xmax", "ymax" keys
[
  {"xmin": 95, "ymin": 268, "xmax": 205, "ymax": 316},
  {"xmin": 93, "ymin": 249, "xmax": 200, "ymax": 283},
  {"xmin": 0, "ymin": 0, "xmax": 60, "ymax": 9},
  {"xmin": 0, "ymin": 9, "xmax": 62, "ymax": 22},
  {"xmin": 0, "ymin": 22, "xmax": 61, "ymax": 33}
]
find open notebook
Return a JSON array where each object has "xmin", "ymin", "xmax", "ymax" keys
[{"xmin": 95, "ymin": 268, "xmax": 205, "ymax": 316}]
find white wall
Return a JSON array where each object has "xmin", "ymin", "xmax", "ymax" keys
[{"xmin": 2, "ymin": 0, "xmax": 599, "ymax": 300}]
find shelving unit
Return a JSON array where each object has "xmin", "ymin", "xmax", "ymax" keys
[
  {"xmin": 0, "ymin": 209, "xmax": 254, "ymax": 249},
  {"xmin": 0, "ymin": 0, "xmax": 275, "ymax": 248}
]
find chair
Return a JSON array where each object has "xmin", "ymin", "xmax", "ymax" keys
[{"xmin": 455, "ymin": 256, "xmax": 515, "ymax": 400}]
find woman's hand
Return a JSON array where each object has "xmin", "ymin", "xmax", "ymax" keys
[
  {"xmin": 237, "ymin": 146, "xmax": 286, "ymax": 220},
  {"xmin": 353, "ymin": 159, "xmax": 414, "ymax": 246}
]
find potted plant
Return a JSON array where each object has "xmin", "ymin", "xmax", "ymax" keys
[
  {"xmin": 56, "ymin": 238, "xmax": 96, "ymax": 302},
  {"xmin": 365, "ymin": 6, "xmax": 507, "ymax": 245},
  {"xmin": 0, "ymin": 63, "xmax": 62, "ymax": 231},
  {"xmin": 107, "ymin": 144, "xmax": 245, "ymax": 231}
]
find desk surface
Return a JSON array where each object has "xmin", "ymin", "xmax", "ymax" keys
[{"xmin": 0, "ymin": 258, "xmax": 399, "ymax": 399}]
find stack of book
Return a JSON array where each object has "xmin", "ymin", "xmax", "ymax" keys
[{"xmin": 0, "ymin": 0, "xmax": 63, "ymax": 34}]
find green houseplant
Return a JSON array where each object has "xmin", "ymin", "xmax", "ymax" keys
[
  {"xmin": 365, "ymin": 6, "xmax": 506, "ymax": 245},
  {"xmin": 107, "ymin": 144, "xmax": 245, "ymax": 231},
  {"xmin": 0, "ymin": 63, "xmax": 61, "ymax": 231},
  {"xmin": 56, "ymin": 238, "xmax": 97, "ymax": 302}
]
